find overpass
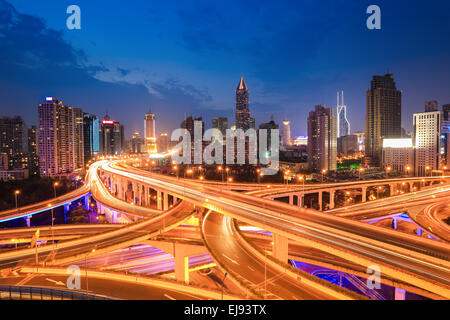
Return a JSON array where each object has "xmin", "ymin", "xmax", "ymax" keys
[{"xmin": 100, "ymin": 161, "xmax": 450, "ymax": 299}]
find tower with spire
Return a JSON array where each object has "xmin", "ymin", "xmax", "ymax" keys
[
  {"xmin": 235, "ymin": 76, "xmax": 252, "ymax": 131},
  {"xmin": 336, "ymin": 91, "xmax": 350, "ymax": 138}
]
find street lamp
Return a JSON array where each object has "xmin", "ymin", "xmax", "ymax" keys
[
  {"xmin": 321, "ymin": 169, "xmax": 327, "ymax": 183},
  {"xmin": 358, "ymin": 167, "xmax": 364, "ymax": 180},
  {"xmin": 14, "ymin": 190, "xmax": 20, "ymax": 210},
  {"xmin": 425, "ymin": 166, "xmax": 430, "ymax": 177},
  {"xmin": 406, "ymin": 166, "xmax": 411, "ymax": 176},
  {"xmin": 217, "ymin": 165, "xmax": 224, "ymax": 182},
  {"xmin": 298, "ymin": 176, "xmax": 305, "ymax": 207}
]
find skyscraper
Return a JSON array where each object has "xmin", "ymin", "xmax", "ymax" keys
[
  {"xmin": 365, "ymin": 73, "xmax": 402, "ymax": 167},
  {"xmin": 27, "ymin": 125, "xmax": 39, "ymax": 176},
  {"xmin": 158, "ymin": 133, "xmax": 169, "ymax": 153},
  {"xmin": 307, "ymin": 105, "xmax": 337, "ymax": 172},
  {"xmin": 336, "ymin": 91, "xmax": 350, "ymax": 138},
  {"xmin": 73, "ymin": 108, "xmax": 84, "ymax": 170},
  {"xmin": 0, "ymin": 116, "xmax": 28, "ymax": 170},
  {"xmin": 131, "ymin": 132, "xmax": 144, "ymax": 154},
  {"xmin": 99, "ymin": 114, "xmax": 124, "ymax": 156},
  {"xmin": 83, "ymin": 113, "xmax": 100, "ymax": 164},
  {"xmin": 38, "ymin": 97, "xmax": 82, "ymax": 177},
  {"xmin": 144, "ymin": 109, "xmax": 157, "ymax": 153},
  {"xmin": 281, "ymin": 119, "xmax": 292, "ymax": 146},
  {"xmin": 212, "ymin": 117, "xmax": 228, "ymax": 136},
  {"xmin": 413, "ymin": 104, "xmax": 442, "ymax": 176},
  {"xmin": 235, "ymin": 76, "xmax": 251, "ymax": 131}
]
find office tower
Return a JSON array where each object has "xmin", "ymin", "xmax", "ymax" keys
[
  {"xmin": 131, "ymin": 132, "xmax": 144, "ymax": 153},
  {"xmin": 27, "ymin": 125, "xmax": 39, "ymax": 176},
  {"xmin": 413, "ymin": 105, "xmax": 442, "ymax": 176},
  {"xmin": 365, "ymin": 73, "xmax": 402, "ymax": 167},
  {"xmin": 281, "ymin": 119, "xmax": 292, "ymax": 146},
  {"xmin": 99, "ymin": 114, "xmax": 124, "ymax": 156},
  {"xmin": 212, "ymin": 117, "xmax": 228, "ymax": 136},
  {"xmin": 38, "ymin": 97, "xmax": 80, "ymax": 177},
  {"xmin": 83, "ymin": 113, "xmax": 100, "ymax": 164},
  {"xmin": 249, "ymin": 117, "xmax": 255, "ymax": 130},
  {"xmin": 181, "ymin": 116, "xmax": 204, "ymax": 138},
  {"xmin": 441, "ymin": 104, "xmax": 450, "ymax": 169},
  {"xmin": 158, "ymin": 133, "xmax": 169, "ymax": 153},
  {"xmin": 259, "ymin": 115, "xmax": 279, "ymax": 156},
  {"xmin": 144, "ymin": 109, "xmax": 157, "ymax": 153},
  {"xmin": 235, "ymin": 76, "xmax": 251, "ymax": 131},
  {"xmin": 73, "ymin": 108, "xmax": 84, "ymax": 169},
  {"xmin": 382, "ymin": 138, "xmax": 413, "ymax": 173},
  {"xmin": 307, "ymin": 105, "xmax": 337, "ymax": 172},
  {"xmin": 336, "ymin": 91, "xmax": 350, "ymax": 138},
  {"xmin": 337, "ymin": 134, "xmax": 359, "ymax": 156},
  {"xmin": 0, "ymin": 116, "xmax": 28, "ymax": 170}
]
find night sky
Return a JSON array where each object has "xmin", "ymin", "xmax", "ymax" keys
[{"xmin": 1, "ymin": 0, "xmax": 450, "ymax": 138}]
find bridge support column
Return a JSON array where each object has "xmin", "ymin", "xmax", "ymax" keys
[
  {"xmin": 132, "ymin": 183, "xmax": 138, "ymax": 205},
  {"xmin": 390, "ymin": 184, "xmax": 396, "ymax": 197},
  {"xmin": 25, "ymin": 215, "xmax": 31, "ymax": 228},
  {"xmin": 163, "ymin": 192, "xmax": 169, "ymax": 211},
  {"xmin": 174, "ymin": 254, "xmax": 189, "ymax": 284},
  {"xmin": 297, "ymin": 194, "xmax": 304, "ymax": 208},
  {"xmin": 147, "ymin": 187, "xmax": 152, "ymax": 207},
  {"xmin": 329, "ymin": 190, "xmax": 335, "ymax": 210},
  {"xmin": 272, "ymin": 234, "xmax": 288, "ymax": 263},
  {"xmin": 362, "ymin": 187, "xmax": 367, "ymax": 202},
  {"xmin": 409, "ymin": 182, "xmax": 414, "ymax": 193},
  {"xmin": 392, "ymin": 217, "xmax": 398, "ymax": 230},
  {"xmin": 417, "ymin": 227, "xmax": 422, "ymax": 236},
  {"xmin": 289, "ymin": 194, "xmax": 294, "ymax": 206},
  {"xmin": 83, "ymin": 195, "xmax": 89, "ymax": 211},
  {"xmin": 173, "ymin": 196, "xmax": 177, "ymax": 205},
  {"xmin": 117, "ymin": 178, "xmax": 124, "ymax": 200},
  {"xmin": 394, "ymin": 288, "xmax": 406, "ymax": 300},
  {"xmin": 157, "ymin": 191, "xmax": 163, "ymax": 210},
  {"xmin": 318, "ymin": 192, "xmax": 323, "ymax": 211},
  {"xmin": 110, "ymin": 175, "xmax": 115, "ymax": 194}
]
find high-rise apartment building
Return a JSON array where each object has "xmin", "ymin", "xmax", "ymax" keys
[
  {"xmin": 158, "ymin": 133, "xmax": 169, "ymax": 153},
  {"xmin": 0, "ymin": 116, "xmax": 28, "ymax": 170},
  {"xmin": 73, "ymin": 108, "xmax": 84, "ymax": 169},
  {"xmin": 38, "ymin": 97, "xmax": 82, "ymax": 177},
  {"xmin": 27, "ymin": 125, "xmax": 39, "ymax": 176},
  {"xmin": 382, "ymin": 138, "xmax": 413, "ymax": 174},
  {"xmin": 336, "ymin": 91, "xmax": 350, "ymax": 138},
  {"xmin": 307, "ymin": 105, "xmax": 337, "ymax": 172},
  {"xmin": 365, "ymin": 74, "xmax": 402, "ymax": 167}
]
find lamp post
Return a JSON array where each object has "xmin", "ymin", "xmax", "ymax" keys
[
  {"xmin": 51, "ymin": 182, "xmax": 59, "ymax": 250},
  {"xmin": 321, "ymin": 169, "xmax": 327, "ymax": 183},
  {"xmin": 358, "ymin": 167, "xmax": 364, "ymax": 180},
  {"xmin": 256, "ymin": 168, "xmax": 261, "ymax": 183},
  {"xmin": 298, "ymin": 176, "xmax": 305, "ymax": 207},
  {"xmin": 218, "ymin": 165, "xmax": 224, "ymax": 182},
  {"xmin": 14, "ymin": 190, "xmax": 20, "ymax": 210},
  {"xmin": 406, "ymin": 166, "xmax": 411, "ymax": 177}
]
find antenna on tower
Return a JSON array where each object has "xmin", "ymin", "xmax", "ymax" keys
[{"xmin": 342, "ymin": 91, "xmax": 344, "ymax": 106}]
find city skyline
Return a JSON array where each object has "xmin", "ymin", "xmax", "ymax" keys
[{"xmin": 1, "ymin": 0, "xmax": 450, "ymax": 138}]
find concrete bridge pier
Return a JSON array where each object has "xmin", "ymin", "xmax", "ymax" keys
[
  {"xmin": 361, "ymin": 186, "xmax": 367, "ymax": 203},
  {"xmin": 25, "ymin": 215, "xmax": 32, "ymax": 228},
  {"xmin": 163, "ymin": 192, "xmax": 169, "ymax": 211},
  {"xmin": 272, "ymin": 234, "xmax": 288, "ymax": 263},
  {"xmin": 329, "ymin": 190, "xmax": 335, "ymax": 210},
  {"xmin": 318, "ymin": 192, "xmax": 323, "ymax": 211},
  {"xmin": 157, "ymin": 190, "xmax": 163, "ymax": 210},
  {"xmin": 394, "ymin": 287, "xmax": 406, "ymax": 300},
  {"xmin": 392, "ymin": 217, "xmax": 398, "ymax": 230}
]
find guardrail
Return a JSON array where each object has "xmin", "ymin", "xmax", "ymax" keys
[{"xmin": 0, "ymin": 285, "xmax": 113, "ymax": 300}]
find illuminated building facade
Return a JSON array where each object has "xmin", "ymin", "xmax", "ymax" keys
[
  {"xmin": 235, "ymin": 76, "xmax": 251, "ymax": 131},
  {"xmin": 281, "ymin": 119, "xmax": 292, "ymax": 146},
  {"xmin": 144, "ymin": 110, "xmax": 157, "ymax": 153},
  {"xmin": 382, "ymin": 138, "xmax": 413, "ymax": 173},
  {"xmin": 99, "ymin": 114, "xmax": 124, "ymax": 156},
  {"xmin": 336, "ymin": 91, "xmax": 350, "ymax": 138},
  {"xmin": 0, "ymin": 116, "xmax": 28, "ymax": 170},
  {"xmin": 83, "ymin": 113, "xmax": 100, "ymax": 164}
]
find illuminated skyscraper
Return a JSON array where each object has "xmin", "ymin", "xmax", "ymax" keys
[
  {"xmin": 281, "ymin": 119, "xmax": 292, "ymax": 146},
  {"xmin": 307, "ymin": 105, "xmax": 337, "ymax": 172},
  {"xmin": 0, "ymin": 116, "xmax": 28, "ymax": 170},
  {"xmin": 38, "ymin": 97, "xmax": 81, "ymax": 177},
  {"xmin": 73, "ymin": 108, "xmax": 84, "ymax": 169},
  {"xmin": 365, "ymin": 74, "xmax": 402, "ymax": 167},
  {"xmin": 336, "ymin": 91, "xmax": 350, "ymax": 138},
  {"xmin": 27, "ymin": 125, "xmax": 39, "ymax": 176},
  {"xmin": 99, "ymin": 114, "xmax": 124, "ymax": 156},
  {"xmin": 235, "ymin": 76, "xmax": 251, "ymax": 131},
  {"xmin": 212, "ymin": 117, "xmax": 228, "ymax": 136},
  {"xmin": 144, "ymin": 109, "xmax": 157, "ymax": 153}
]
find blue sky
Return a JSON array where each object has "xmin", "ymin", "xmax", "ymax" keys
[{"xmin": 1, "ymin": 0, "xmax": 450, "ymax": 137}]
